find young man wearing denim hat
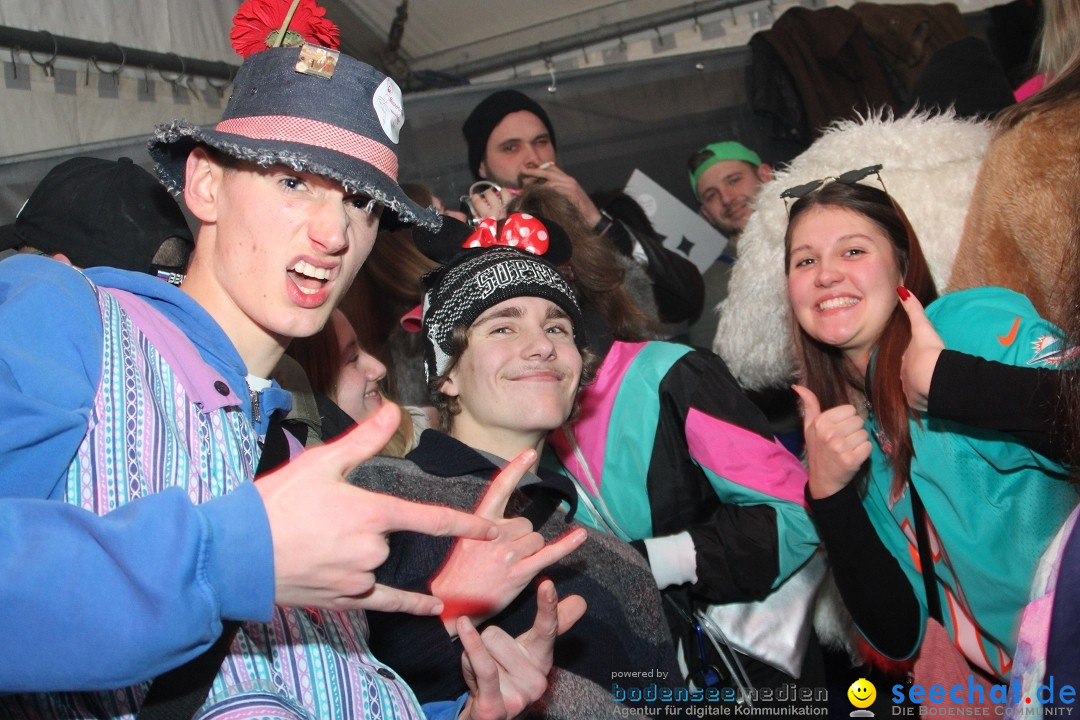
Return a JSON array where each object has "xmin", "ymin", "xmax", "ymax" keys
[
  {"xmin": 0, "ymin": 42, "xmax": 573, "ymax": 719},
  {"xmin": 686, "ymin": 141, "xmax": 773, "ymax": 348}
]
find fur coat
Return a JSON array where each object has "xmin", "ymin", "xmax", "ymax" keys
[{"xmin": 947, "ymin": 97, "xmax": 1080, "ymax": 330}]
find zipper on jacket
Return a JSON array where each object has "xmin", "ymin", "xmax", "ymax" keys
[
  {"xmin": 249, "ymin": 385, "xmax": 262, "ymax": 426},
  {"xmin": 559, "ymin": 424, "xmax": 633, "ymax": 542}
]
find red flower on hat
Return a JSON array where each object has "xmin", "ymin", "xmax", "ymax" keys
[
  {"xmin": 461, "ymin": 213, "xmax": 550, "ymax": 256},
  {"xmin": 231, "ymin": 0, "xmax": 340, "ymax": 59}
]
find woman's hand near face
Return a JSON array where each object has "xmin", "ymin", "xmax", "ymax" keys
[
  {"xmin": 792, "ymin": 385, "xmax": 872, "ymax": 499},
  {"xmin": 468, "ymin": 186, "xmax": 516, "ymax": 222},
  {"xmin": 897, "ymin": 287, "xmax": 944, "ymax": 413},
  {"xmin": 430, "ymin": 449, "xmax": 588, "ymax": 634}
]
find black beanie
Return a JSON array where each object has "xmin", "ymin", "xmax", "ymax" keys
[
  {"xmin": 420, "ymin": 246, "xmax": 585, "ymax": 382},
  {"xmin": 462, "ymin": 90, "xmax": 557, "ymax": 180}
]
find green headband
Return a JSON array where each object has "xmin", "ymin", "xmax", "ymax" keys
[{"xmin": 688, "ymin": 141, "xmax": 762, "ymax": 199}]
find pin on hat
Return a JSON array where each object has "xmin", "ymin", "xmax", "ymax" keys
[{"xmin": 148, "ymin": 0, "xmax": 440, "ymax": 229}]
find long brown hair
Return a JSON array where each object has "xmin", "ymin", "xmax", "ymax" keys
[
  {"xmin": 338, "ymin": 226, "xmax": 438, "ymax": 400},
  {"xmin": 1058, "ymin": 180, "xmax": 1080, "ymax": 470},
  {"xmin": 287, "ymin": 314, "xmax": 342, "ymax": 402},
  {"xmin": 784, "ymin": 182, "xmax": 938, "ymax": 496},
  {"xmin": 508, "ymin": 185, "xmax": 656, "ymax": 342}
]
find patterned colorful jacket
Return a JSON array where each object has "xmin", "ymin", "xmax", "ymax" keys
[{"xmin": 0, "ymin": 257, "xmax": 441, "ymax": 718}]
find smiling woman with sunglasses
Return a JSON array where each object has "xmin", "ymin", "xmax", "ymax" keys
[{"xmin": 783, "ymin": 176, "xmax": 1079, "ymax": 684}]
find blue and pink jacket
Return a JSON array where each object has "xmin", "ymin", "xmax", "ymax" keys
[{"xmin": 0, "ymin": 256, "xmax": 457, "ymax": 718}]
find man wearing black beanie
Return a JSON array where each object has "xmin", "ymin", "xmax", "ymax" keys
[
  {"xmin": 461, "ymin": 89, "xmax": 704, "ymax": 330},
  {"xmin": 461, "ymin": 89, "xmax": 557, "ymax": 186}
]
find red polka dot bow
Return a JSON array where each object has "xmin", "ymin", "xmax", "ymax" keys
[{"xmin": 461, "ymin": 213, "xmax": 550, "ymax": 256}]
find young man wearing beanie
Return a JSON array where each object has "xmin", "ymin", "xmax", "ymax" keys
[
  {"xmin": 0, "ymin": 41, "xmax": 573, "ymax": 719},
  {"xmin": 685, "ymin": 140, "xmax": 773, "ymax": 348},
  {"xmin": 352, "ymin": 215, "xmax": 678, "ymax": 717},
  {"xmin": 462, "ymin": 89, "xmax": 703, "ymax": 329}
]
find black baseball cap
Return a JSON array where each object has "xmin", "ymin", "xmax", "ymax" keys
[{"xmin": 0, "ymin": 156, "xmax": 193, "ymax": 274}]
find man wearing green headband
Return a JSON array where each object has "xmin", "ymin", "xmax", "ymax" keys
[
  {"xmin": 686, "ymin": 141, "xmax": 773, "ymax": 347},
  {"xmin": 689, "ymin": 141, "xmax": 773, "ymax": 239}
]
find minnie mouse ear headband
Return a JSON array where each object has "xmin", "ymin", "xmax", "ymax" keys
[
  {"xmin": 412, "ymin": 213, "xmax": 585, "ymax": 381},
  {"xmin": 412, "ymin": 211, "xmax": 572, "ymax": 265},
  {"xmin": 148, "ymin": 0, "xmax": 440, "ymax": 230}
]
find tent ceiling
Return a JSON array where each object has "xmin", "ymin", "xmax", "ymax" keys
[
  {"xmin": 0, "ymin": 0, "xmax": 758, "ymax": 80},
  {"xmin": 0, "ymin": 0, "xmax": 1012, "ymax": 168},
  {"xmin": 314, "ymin": 0, "xmax": 1008, "ymax": 81},
  {"xmin": 0, "ymin": 0, "xmax": 1009, "ymax": 84},
  {"xmin": 330, "ymin": 0, "xmax": 731, "ymax": 77}
]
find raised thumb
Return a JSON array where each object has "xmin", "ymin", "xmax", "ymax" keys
[
  {"xmin": 897, "ymin": 286, "xmax": 938, "ymax": 344},
  {"xmin": 791, "ymin": 384, "xmax": 822, "ymax": 427}
]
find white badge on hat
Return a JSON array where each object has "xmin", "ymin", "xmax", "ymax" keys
[{"xmin": 373, "ymin": 77, "xmax": 404, "ymax": 144}]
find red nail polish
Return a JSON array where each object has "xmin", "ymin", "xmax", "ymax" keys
[{"xmin": 897, "ymin": 286, "xmax": 911, "ymax": 301}]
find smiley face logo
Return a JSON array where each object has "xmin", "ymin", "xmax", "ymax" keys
[{"xmin": 848, "ymin": 678, "xmax": 876, "ymax": 709}]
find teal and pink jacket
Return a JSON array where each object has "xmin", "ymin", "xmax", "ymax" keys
[{"xmin": 546, "ymin": 339, "xmax": 819, "ymax": 603}]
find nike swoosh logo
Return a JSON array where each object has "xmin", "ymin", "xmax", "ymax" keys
[{"xmin": 998, "ymin": 317, "xmax": 1021, "ymax": 346}]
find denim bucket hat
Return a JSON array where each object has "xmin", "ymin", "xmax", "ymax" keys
[{"xmin": 148, "ymin": 45, "xmax": 440, "ymax": 229}]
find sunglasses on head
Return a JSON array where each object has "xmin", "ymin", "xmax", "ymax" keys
[{"xmin": 779, "ymin": 164, "xmax": 886, "ymax": 209}]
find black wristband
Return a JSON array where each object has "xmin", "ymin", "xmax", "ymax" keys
[{"xmin": 592, "ymin": 210, "xmax": 614, "ymax": 235}]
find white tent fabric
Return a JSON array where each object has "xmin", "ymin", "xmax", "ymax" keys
[
  {"xmin": 0, "ymin": 0, "xmax": 1010, "ymax": 159},
  {"xmin": 0, "ymin": 0, "xmax": 1016, "ymax": 224},
  {"xmin": 0, "ymin": 0, "xmax": 235, "ymax": 158},
  {"xmin": 0, "ymin": 1, "xmax": 236, "ymax": 62}
]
